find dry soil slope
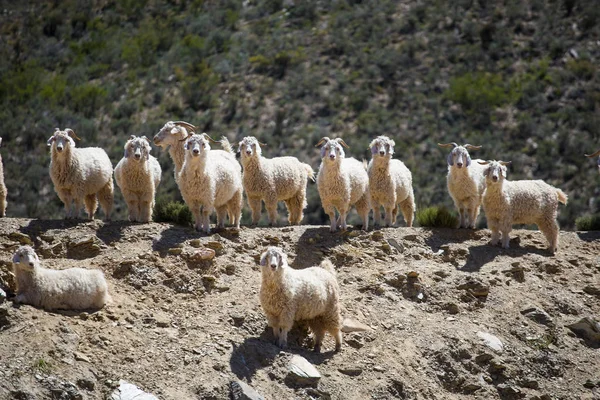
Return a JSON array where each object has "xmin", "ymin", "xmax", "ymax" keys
[{"xmin": 0, "ymin": 218, "xmax": 599, "ymax": 400}]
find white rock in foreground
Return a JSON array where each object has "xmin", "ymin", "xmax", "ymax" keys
[
  {"xmin": 286, "ymin": 355, "xmax": 321, "ymax": 387},
  {"xmin": 110, "ymin": 380, "xmax": 158, "ymax": 400},
  {"xmin": 476, "ymin": 331, "xmax": 504, "ymax": 353}
]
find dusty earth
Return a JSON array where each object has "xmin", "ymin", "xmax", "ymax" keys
[{"xmin": 0, "ymin": 218, "xmax": 599, "ymax": 400}]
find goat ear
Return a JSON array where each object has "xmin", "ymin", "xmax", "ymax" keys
[
  {"xmin": 47, "ymin": 136, "xmax": 55, "ymax": 147},
  {"xmin": 124, "ymin": 145, "xmax": 130, "ymax": 158},
  {"xmin": 278, "ymin": 252, "xmax": 287, "ymax": 267},
  {"xmin": 12, "ymin": 253, "xmax": 19, "ymax": 263},
  {"xmin": 320, "ymin": 145, "xmax": 327, "ymax": 158},
  {"xmin": 371, "ymin": 145, "xmax": 378, "ymax": 155},
  {"xmin": 260, "ymin": 251, "xmax": 268, "ymax": 266},
  {"xmin": 170, "ymin": 127, "xmax": 179, "ymax": 135},
  {"xmin": 483, "ymin": 167, "xmax": 490, "ymax": 177},
  {"xmin": 0, "ymin": 137, "xmax": 3, "ymax": 147},
  {"xmin": 447, "ymin": 152, "xmax": 454, "ymax": 166},
  {"xmin": 501, "ymin": 166, "xmax": 507, "ymax": 178},
  {"xmin": 183, "ymin": 141, "xmax": 189, "ymax": 150},
  {"xmin": 466, "ymin": 154, "xmax": 472, "ymax": 167}
]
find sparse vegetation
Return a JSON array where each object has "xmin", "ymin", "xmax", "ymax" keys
[
  {"xmin": 153, "ymin": 200, "xmax": 193, "ymax": 227},
  {"xmin": 34, "ymin": 358, "xmax": 51, "ymax": 373},
  {"xmin": 575, "ymin": 215, "xmax": 600, "ymax": 231},
  {"xmin": 416, "ymin": 206, "xmax": 458, "ymax": 229}
]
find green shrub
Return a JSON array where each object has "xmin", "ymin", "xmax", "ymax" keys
[
  {"xmin": 566, "ymin": 59, "xmax": 596, "ymax": 81},
  {"xmin": 575, "ymin": 215, "xmax": 600, "ymax": 231},
  {"xmin": 445, "ymin": 72, "xmax": 518, "ymax": 114},
  {"xmin": 416, "ymin": 206, "xmax": 458, "ymax": 228},
  {"xmin": 153, "ymin": 200, "xmax": 193, "ymax": 226}
]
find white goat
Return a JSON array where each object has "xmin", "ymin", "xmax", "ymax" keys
[
  {"xmin": 0, "ymin": 137, "xmax": 6, "ymax": 217},
  {"xmin": 260, "ymin": 247, "xmax": 342, "ymax": 352},
  {"xmin": 368, "ymin": 136, "xmax": 415, "ymax": 227},
  {"xmin": 585, "ymin": 149, "xmax": 600, "ymax": 174},
  {"xmin": 238, "ymin": 136, "xmax": 314, "ymax": 225},
  {"xmin": 178, "ymin": 133, "xmax": 243, "ymax": 233},
  {"xmin": 480, "ymin": 160, "xmax": 568, "ymax": 253},
  {"xmin": 12, "ymin": 246, "xmax": 110, "ymax": 310},
  {"xmin": 316, "ymin": 137, "xmax": 370, "ymax": 232},
  {"xmin": 47, "ymin": 128, "xmax": 114, "ymax": 220},
  {"xmin": 114, "ymin": 135, "xmax": 162, "ymax": 222},
  {"xmin": 438, "ymin": 142, "xmax": 486, "ymax": 229}
]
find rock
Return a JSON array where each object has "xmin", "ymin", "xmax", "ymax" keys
[
  {"xmin": 67, "ymin": 236, "xmax": 102, "ymax": 259},
  {"xmin": 189, "ymin": 239, "xmax": 202, "ymax": 248},
  {"xmin": 206, "ymin": 241, "xmax": 224, "ymax": 255},
  {"xmin": 583, "ymin": 285, "xmax": 600, "ymax": 298},
  {"xmin": 403, "ymin": 234, "xmax": 419, "ymax": 242},
  {"xmin": 168, "ymin": 247, "xmax": 183, "ymax": 256},
  {"xmin": 74, "ymin": 352, "xmax": 91, "ymax": 363},
  {"xmin": 383, "ymin": 272, "xmax": 405, "ymax": 289},
  {"xmin": 518, "ymin": 378, "xmax": 539, "ymax": 389},
  {"xmin": 77, "ymin": 378, "xmax": 96, "ymax": 391},
  {"xmin": 371, "ymin": 231, "xmax": 384, "ymax": 241},
  {"xmin": 407, "ymin": 271, "xmax": 419, "ymax": 278},
  {"xmin": 154, "ymin": 315, "xmax": 170, "ymax": 328},
  {"xmin": 475, "ymin": 352, "xmax": 493, "ymax": 364},
  {"xmin": 224, "ymin": 264, "xmax": 236, "ymax": 275},
  {"xmin": 458, "ymin": 278, "xmax": 490, "ymax": 298},
  {"xmin": 110, "ymin": 380, "xmax": 158, "ymax": 400},
  {"xmin": 341, "ymin": 318, "xmax": 371, "ymax": 333},
  {"xmin": 445, "ymin": 302, "xmax": 460, "ymax": 314},
  {"xmin": 230, "ymin": 381, "xmax": 265, "ymax": 400},
  {"xmin": 0, "ymin": 288, "xmax": 5, "ymax": 304},
  {"xmin": 477, "ymin": 331, "xmax": 504, "ymax": 353},
  {"xmin": 566, "ymin": 317, "xmax": 600, "ymax": 347},
  {"xmin": 285, "ymin": 355, "xmax": 321, "ymax": 388},
  {"xmin": 202, "ymin": 275, "xmax": 217, "ymax": 291},
  {"xmin": 230, "ymin": 314, "xmax": 245, "ymax": 327},
  {"xmin": 338, "ymin": 367, "xmax": 362, "ymax": 376},
  {"xmin": 496, "ymin": 383, "xmax": 524, "ymax": 399},
  {"xmin": 520, "ymin": 306, "xmax": 553, "ymax": 326},
  {"xmin": 185, "ymin": 248, "xmax": 216, "ymax": 263},
  {"xmin": 9, "ymin": 232, "xmax": 33, "ymax": 245},
  {"xmin": 387, "ymin": 238, "xmax": 404, "ymax": 253},
  {"xmin": 345, "ymin": 333, "xmax": 365, "ymax": 349}
]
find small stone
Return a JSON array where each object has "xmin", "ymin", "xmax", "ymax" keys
[
  {"xmin": 383, "ymin": 272, "xmax": 405, "ymax": 289},
  {"xmin": 496, "ymin": 384, "xmax": 523, "ymax": 399},
  {"xmin": 154, "ymin": 316, "xmax": 170, "ymax": 328},
  {"xmin": 403, "ymin": 234, "xmax": 419, "ymax": 242},
  {"xmin": 348, "ymin": 230, "xmax": 360, "ymax": 238},
  {"xmin": 583, "ymin": 380, "xmax": 596, "ymax": 389},
  {"xmin": 110, "ymin": 380, "xmax": 158, "ymax": 400},
  {"xmin": 186, "ymin": 248, "xmax": 216, "ymax": 262},
  {"xmin": 230, "ymin": 314, "xmax": 245, "ymax": 327},
  {"xmin": 475, "ymin": 353, "xmax": 493, "ymax": 364},
  {"xmin": 74, "ymin": 352, "xmax": 91, "ymax": 363},
  {"xmin": 77, "ymin": 378, "xmax": 96, "ymax": 391},
  {"xmin": 518, "ymin": 378, "xmax": 539, "ymax": 389},
  {"xmin": 224, "ymin": 264, "xmax": 236, "ymax": 275},
  {"xmin": 230, "ymin": 380, "xmax": 265, "ymax": 400},
  {"xmin": 371, "ymin": 231, "xmax": 384, "ymax": 241},
  {"xmin": 189, "ymin": 239, "xmax": 202, "ymax": 248},
  {"xmin": 338, "ymin": 367, "xmax": 362, "ymax": 376},
  {"xmin": 583, "ymin": 285, "xmax": 600, "ymax": 298},
  {"xmin": 373, "ymin": 366, "xmax": 385, "ymax": 372},
  {"xmin": 387, "ymin": 238, "xmax": 404, "ymax": 253},
  {"xmin": 202, "ymin": 275, "xmax": 217, "ymax": 291},
  {"xmin": 445, "ymin": 303, "xmax": 460, "ymax": 314},
  {"xmin": 477, "ymin": 331, "xmax": 504, "ymax": 353},
  {"xmin": 9, "ymin": 232, "xmax": 33, "ymax": 245},
  {"xmin": 407, "ymin": 271, "xmax": 419, "ymax": 278},
  {"xmin": 520, "ymin": 306, "xmax": 553, "ymax": 326},
  {"xmin": 458, "ymin": 279, "xmax": 490, "ymax": 298},
  {"xmin": 341, "ymin": 318, "xmax": 371, "ymax": 333},
  {"xmin": 168, "ymin": 247, "xmax": 183, "ymax": 256},
  {"xmin": 286, "ymin": 355, "xmax": 321, "ymax": 388},
  {"xmin": 206, "ymin": 241, "xmax": 225, "ymax": 255},
  {"xmin": 566, "ymin": 317, "xmax": 600, "ymax": 347},
  {"xmin": 345, "ymin": 333, "xmax": 365, "ymax": 349}
]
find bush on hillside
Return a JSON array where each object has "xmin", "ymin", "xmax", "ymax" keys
[
  {"xmin": 575, "ymin": 215, "xmax": 600, "ymax": 231},
  {"xmin": 416, "ymin": 206, "xmax": 458, "ymax": 228},
  {"xmin": 153, "ymin": 200, "xmax": 193, "ymax": 227}
]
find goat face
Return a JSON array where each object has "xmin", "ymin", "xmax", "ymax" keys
[
  {"xmin": 184, "ymin": 134, "xmax": 210, "ymax": 158},
  {"xmin": 260, "ymin": 246, "xmax": 287, "ymax": 276},
  {"xmin": 238, "ymin": 136, "xmax": 262, "ymax": 160},
  {"xmin": 369, "ymin": 136, "xmax": 395, "ymax": 159},
  {"xmin": 125, "ymin": 136, "xmax": 151, "ymax": 161},
  {"xmin": 12, "ymin": 245, "xmax": 38, "ymax": 270}
]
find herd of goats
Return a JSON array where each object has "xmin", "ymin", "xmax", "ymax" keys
[{"xmin": 2, "ymin": 120, "xmax": 600, "ymax": 352}]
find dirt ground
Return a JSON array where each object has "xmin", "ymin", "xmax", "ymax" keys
[{"xmin": 0, "ymin": 218, "xmax": 599, "ymax": 400}]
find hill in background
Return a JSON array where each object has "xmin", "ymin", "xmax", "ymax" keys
[{"xmin": 0, "ymin": 0, "xmax": 598, "ymax": 227}]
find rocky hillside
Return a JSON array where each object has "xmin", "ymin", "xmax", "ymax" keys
[{"xmin": 0, "ymin": 218, "xmax": 599, "ymax": 399}]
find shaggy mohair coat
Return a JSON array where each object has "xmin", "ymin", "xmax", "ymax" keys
[
  {"xmin": 481, "ymin": 160, "xmax": 568, "ymax": 253},
  {"xmin": 316, "ymin": 137, "xmax": 370, "ymax": 232},
  {"xmin": 13, "ymin": 246, "xmax": 110, "ymax": 310},
  {"xmin": 48, "ymin": 128, "xmax": 114, "ymax": 220},
  {"xmin": 178, "ymin": 134, "xmax": 242, "ymax": 233},
  {"xmin": 115, "ymin": 135, "xmax": 162, "ymax": 223},
  {"xmin": 238, "ymin": 136, "xmax": 314, "ymax": 225},
  {"xmin": 368, "ymin": 136, "xmax": 415, "ymax": 227},
  {"xmin": 259, "ymin": 247, "xmax": 342, "ymax": 352},
  {"xmin": 440, "ymin": 143, "xmax": 487, "ymax": 229}
]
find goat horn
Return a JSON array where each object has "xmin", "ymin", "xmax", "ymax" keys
[
  {"xmin": 65, "ymin": 129, "xmax": 81, "ymax": 141},
  {"xmin": 202, "ymin": 133, "xmax": 219, "ymax": 143},
  {"xmin": 477, "ymin": 161, "xmax": 490, "ymax": 165},
  {"xmin": 438, "ymin": 142, "xmax": 458, "ymax": 148},
  {"xmin": 499, "ymin": 161, "xmax": 512, "ymax": 166},
  {"xmin": 315, "ymin": 137, "xmax": 330, "ymax": 147},
  {"xmin": 0, "ymin": 137, "xmax": 2, "ymax": 147},
  {"xmin": 173, "ymin": 121, "xmax": 197, "ymax": 132},
  {"xmin": 464, "ymin": 144, "xmax": 482, "ymax": 150},
  {"xmin": 257, "ymin": 141, "xmax": 267, "ymax": 146},
  {"xmin": 335, "ymin": 138, "xmax": 350, "ymax": 148},
  {"xmin": 585, "ymin": 150, "xmax": 600, "ymax": 158},
  {"xmin": 129, "ymin": 135, "xmax": 136, "ymax": 140}
]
